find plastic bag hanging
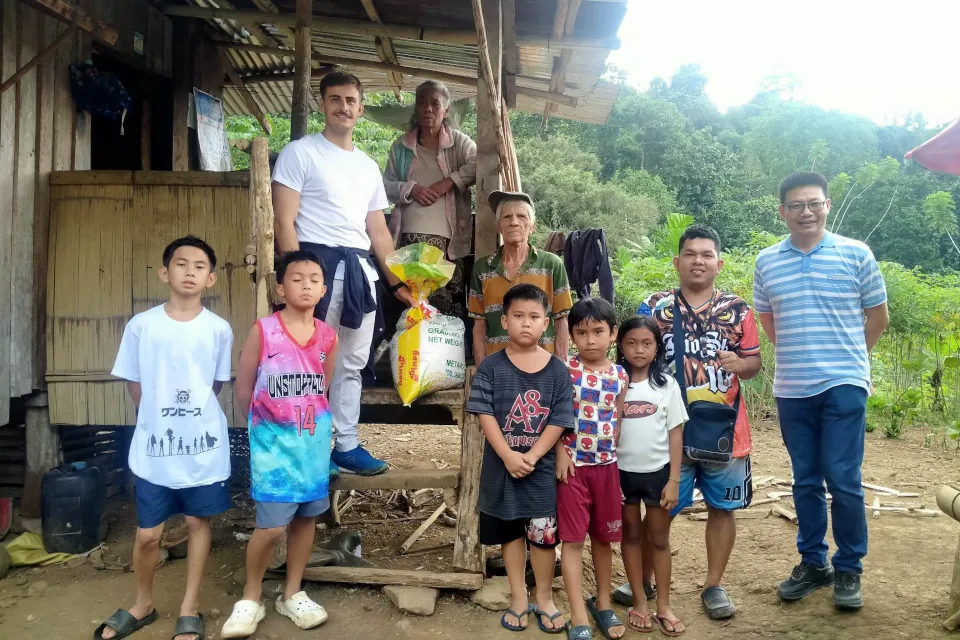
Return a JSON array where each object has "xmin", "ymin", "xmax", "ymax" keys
[{"xmin": 386, "ymin": 243, "xmax": 465, "ymax": 405}]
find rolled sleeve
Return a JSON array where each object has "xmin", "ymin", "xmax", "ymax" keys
[
  {"xmin": 859, "ymin": 250, "xmax": 887, "ymax": 308},
  {"xmin": 550, "ymin": 256, "xmax": 573, "ymax": 319},
  {"xmin": 752, "ymin": 261, "xmax": 772, "ymax": 314},
  {"xmin": 467, "ymin": 262, "xmax": 486, "ymax": 320},
  {"xmin": 271, "ymin": 140, "xmax": 307, "ymax": 193}
]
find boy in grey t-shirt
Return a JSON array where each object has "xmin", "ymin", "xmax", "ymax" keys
[{"xmin": 467, "ymin": 284, "xmax": 575, "ymax": 633}]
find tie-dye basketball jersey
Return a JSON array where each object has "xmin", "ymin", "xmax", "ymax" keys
[{"xmin": 249, "ymin": 313, "xmax": 336, "ymax": 503}]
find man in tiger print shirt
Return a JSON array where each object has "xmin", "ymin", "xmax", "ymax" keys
[{"xmin": 614, "ymin": 225, "xmax": 762, "ymax": 621}]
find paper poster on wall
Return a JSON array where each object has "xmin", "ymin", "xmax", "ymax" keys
[{"xmin": 194, "ymin": 89, "xmax": 233, "ymax": 172}]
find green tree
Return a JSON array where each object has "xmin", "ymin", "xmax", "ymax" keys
[{"xmin": 923, "ymin": 191, "xmax": 960, "ymax": 259}]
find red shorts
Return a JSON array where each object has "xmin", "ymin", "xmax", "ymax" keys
[{"xmin": 557, "ymin": 462, "xmax": 622, "ymax": 543}]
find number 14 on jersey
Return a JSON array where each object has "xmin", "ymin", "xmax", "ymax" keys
[{"xmin": 294, "ymin": 404, "xmax": 318, "ymax": 436}]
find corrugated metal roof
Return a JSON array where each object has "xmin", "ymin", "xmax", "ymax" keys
[{"xmin": 178, "ymin": 0, "xmax": 626, "ymax": 124}]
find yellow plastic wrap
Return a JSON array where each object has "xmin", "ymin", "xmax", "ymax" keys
[{"xmin": 387, "ymin": 244, "xmax": 466, "ymax": 405}]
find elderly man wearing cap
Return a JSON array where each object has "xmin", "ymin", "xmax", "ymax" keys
[{"xmin": 468, "ymin": 191, "xmax": 573, "ymax": 363}]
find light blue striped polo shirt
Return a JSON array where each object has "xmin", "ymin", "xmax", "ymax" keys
[{"xmin": 753, "ymin": 232, "xmax": 886, "ymax": 399}]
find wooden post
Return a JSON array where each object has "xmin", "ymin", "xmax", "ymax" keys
[
  {"xmin": 171, "ymin": 19, "xmax": 196, "ymax": 171},
  {"xmin": 290, "ymin": 0, "xmax": 312, "ymax": 141},
  {"xmin": 250, "ymin": 137, "xmax": 275, "ymax": 318},
  {"xmin": 948, "ymin": 533, "xmax": 960, "ymax": 630},
  {"xmin": 140, "ymin": 97, "xmax": 151, "ymax": 170},
  {"xmin": 21, "ymin": 393, "xmax": 60, "ymax": 518},
  {"xmin": 472, "ymin": 0, "xmax": 502, "ymax": 259},
  {"xmin": 453, "ymin": 367, "xmax": 484, "ymax": 573},
  {"xmin": 502, "ymin": 0, "xmax": 516, "ymax": 108}
]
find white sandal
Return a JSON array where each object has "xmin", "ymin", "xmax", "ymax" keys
[
  {"xmin": 275, "ymin": 591, "xmax": 328, "ymax": 629},
  {"xmin": 220, "ymin": 600, "xmax": 266, "ymax": 638}
]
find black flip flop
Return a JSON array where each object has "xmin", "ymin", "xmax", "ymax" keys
[
  {"xmin": 172, "ymin": 613, "xmax": 204, "ymax": 640},
  {"xmin": 586, "ymin": 596, "xmax": 625, "ymax": 640},
  {"xmin": 533, "ymin": 606, "xmax": 567, "ymax": 634},
  {"xmin": 700, "ymin": 586, "xmax": 736, "ymax": 620},
  {"xmin": 93, "ymin": 609, "xmax": 158, "ymax": 639}
]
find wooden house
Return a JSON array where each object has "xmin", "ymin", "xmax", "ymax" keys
[{"xmin": 0, "ymin": 0, "xmax": 627, "ymax": 586}]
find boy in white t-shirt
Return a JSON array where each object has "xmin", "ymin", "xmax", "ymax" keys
[{"xmin": 96, "ymin": 236, "xmax": 234, "ymax": 640}]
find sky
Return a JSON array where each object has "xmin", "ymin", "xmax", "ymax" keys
[{"xmin": 608, "ymin": 0, "xmax": 960, "ymax": 126}]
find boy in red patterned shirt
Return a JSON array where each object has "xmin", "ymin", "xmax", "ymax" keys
[{"xmin": 556, "ymin": 298, "xmax": 630, "ymax": 640}]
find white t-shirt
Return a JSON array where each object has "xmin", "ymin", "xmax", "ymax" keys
[
  {"xmin": 272, "ymin": 132, "xmax": 389, "ymax": 252},
  {"xmin": 617, "ymin": 376, "xmax": 689, "ymax": 474},
  {"xmin": 112, "ymin": 305, "xmax": 234, "ymax": 489}
]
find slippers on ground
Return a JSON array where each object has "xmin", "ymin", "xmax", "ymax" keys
[
  {"xmin": 567, "ymin": 625, "xmax": 593, "ymax": 639},
  {"xmin": 501, "ymin": 605, "xmax": 533, "ymax": 632},
  {"xmin": 700, "ymin": 586, "xmax": 736, "ymax": 620},
  {"xmin": 275, "ymin": 591, "xmax": 328, "ymax": 630},
  {"xmin": 220, "ymin": 600, "xmax": 266, "ymax": 639},
  {"xmin": 93, "ymin": 608, "xmax": 158, "ymax": 639},
  {"xmin": 625, "ymin": 608, "xmax": 654, "ymax": 634},
  {"xmin": 172, "ymin": 614, "xmax": 204, "ymax": 640},
  {"xmin": 653, "ymin": 614, "xmax": 685, "ymax": 637},
  {"xmin": 585, "ymin": 596, "xmax": 625, "ymax": 640},
  {"xmin": 533, "ymin": 606, "xmax": 567, "ymax": 634}
]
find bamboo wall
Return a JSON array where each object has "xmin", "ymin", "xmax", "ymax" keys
[
  {"xmin": 0, "ymin": 0, "xmax": 94, "ymax": 427},
  {"xmin": 0, "ymin": 0, "xmax": 174, "ymax": 428},
  {"xmin": 46, "ymin": 171, "xmax": 254, "ymax": 428}
]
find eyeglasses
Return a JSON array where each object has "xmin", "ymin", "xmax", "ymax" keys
[{"xmin": 785, "ymin": 201, "xmax": 826, "ymax": 214}]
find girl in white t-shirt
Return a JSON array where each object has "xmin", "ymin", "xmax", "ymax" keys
[{"xmin": 616, "ymin": 316, "xmax": 688, "ymax": 636}]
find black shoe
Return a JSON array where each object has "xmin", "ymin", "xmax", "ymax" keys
[
  {"xmin": 777, "ymin": 562, "xmax": 835, "ymax": 601},
  {"xmin": 833, "ymin": 572, "xmax": 863, "ymax": 609}
]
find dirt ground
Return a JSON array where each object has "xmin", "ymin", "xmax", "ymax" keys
[{"xmin": 1, "ymin": 419, "xmax": 958, "ymax": 639}]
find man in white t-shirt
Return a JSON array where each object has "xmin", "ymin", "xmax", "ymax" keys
[
  {"xmin": 98, "ymin": 236, "xmax": 234, "ymax": 640},
  {"xmin": 272, "ymin": 72, "xmax": 414, "ymax": 476}
]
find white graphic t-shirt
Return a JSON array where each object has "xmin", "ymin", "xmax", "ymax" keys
[
  {"xmin": 617, "ymin": 376, "xmax": 688, "ymax": 474},
  {"xmin": 112, "ymin": 305, "xmax": 234, "ymax": 489}
]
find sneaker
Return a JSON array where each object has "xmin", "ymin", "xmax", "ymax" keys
[
  {"xmin": 328, "ymin": 460, "xmax": 340, "ymax": 480},
  {"xmin": 331, "ymin": 446, "xmax": 388, "ymax": 476},
  {"xmin": 833, "ymin": 572, "xmax": 863, "ymax": 609},
  {"xmin": 777, "ymin": 562, "xmax": 835, "ymax": 601}
]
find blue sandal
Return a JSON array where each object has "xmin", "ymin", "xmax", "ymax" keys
[
  {"xmin": 568, "ymin": 625, "xmax": 593, "ymax": 640},
  {"xmin": 501, "ymin": 605, "xmax": 534, "ymax": 632},
  {"xmin": 532, "ymin": 606, "xmax": 567, "ymax": 634},
  {"xmin": 586, "ymin": 597, "xmax": 625, "ymax": 640}
]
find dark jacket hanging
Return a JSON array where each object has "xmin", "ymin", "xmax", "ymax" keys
[{"xmin": 563, "ymin": 229, "xmax": 615, "ymax": 303}]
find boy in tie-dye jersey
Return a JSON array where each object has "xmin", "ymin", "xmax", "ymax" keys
[{"xmin": 222, "ymin": 251, "xmax": 338, "ymax": 638}]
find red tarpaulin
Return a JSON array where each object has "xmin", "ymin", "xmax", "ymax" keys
[{"xmin": 905, "ymin": 118, "xmax": 960, "ymax": 175}]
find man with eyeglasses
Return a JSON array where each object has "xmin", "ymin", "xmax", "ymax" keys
[
  {"xmin": 754, "ymin": 171, "xmax": 889, "ymax": 610},
  {"xmin": 612, "ymin": 224, "xmax": 762, "ymax": 623}
]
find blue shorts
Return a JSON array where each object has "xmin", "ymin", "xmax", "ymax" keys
[
  {"xmin": 135, "ymin": 477, "xmax": 232, "ymax": 528},
  {"xmin": 669, "ymin": 455, "xmax": 753, "ymax": 517},
  {"xmin": 256, "ymin": 498, "xmax": 330, "ymax": 529}
]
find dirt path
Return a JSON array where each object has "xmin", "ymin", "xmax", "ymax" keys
[{"xmin": 1, "ymin": 421, "xmax": 958, "ymax": 639}]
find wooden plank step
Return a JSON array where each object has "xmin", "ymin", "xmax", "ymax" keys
[
  {"xmin": 331, "ymin": 468, "xmax": 459, "ymax": 491},
  {"xmin": 301, "ymin": 566, "xmax": 483, "ymax": 591},
  {"xmin": 361, "ymin": 387, "xmax": 463, "ymax": 407}
]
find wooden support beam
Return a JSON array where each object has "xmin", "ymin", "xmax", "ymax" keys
[
  {"xmin": 290, "ymin": 0, "xmax": 312, "ymax": 141},
  {"xmin": 542, "ymin": 0, "xmax": 582, "ymax": 125},
  {"xmin": 301, "ymin": 566, "xmax": 483, "ymax": 590},
  {"xmin": 165, "ymin": 6, "xmax": 617, "ymax": 50},
  {"xmin": 502, "ymin": 0, "xmax": 517, "ymax": 108},
  {"xmin": 454, "ymin": 367, "xmax": 484, "ymax": 573},
  {"xmin": 471, "ymin": 0, "xmax": 504, "ymax": 259},
  {"xmin": 22, "ymin": 0, "xmax": 118, "ymax": 45},
  {"xmin": 221, "ymin": 51, "xmax": 272, "ymax": 134},
  {"xmin": 0, "ymin": 24, "xmax": 74, "ymax": 96},
  {"xmin": 250, "ymin": 137, "xmax": 275, "ymax": 320},
  {"xmin": 217, "ymin": 43, "xmax": 576, "ymax": 105},
  {"xmin": 331, "ymin": 468, "xmax": 460, "ymax": 492},
  {"xmin": 21, "ymin": 393, "xmax": 59, "ymax": 518},
  {"xmin": 359, "ymin": 0, "xmax": 403, "ymax": 99}
]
